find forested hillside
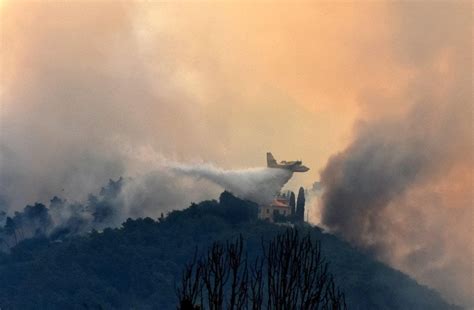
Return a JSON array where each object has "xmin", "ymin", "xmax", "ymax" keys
[{"xmin": 0, "ymin": 192, "xmax": 458, "ymax": 309}]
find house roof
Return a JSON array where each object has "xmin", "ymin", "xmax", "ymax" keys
[{"xmin": 271, "ymin": 199, "xmax": 289, "ymax": 208}]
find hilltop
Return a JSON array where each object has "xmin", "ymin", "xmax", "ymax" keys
[{"xmin": 0, "ymin": 192, "xmax": 458, "ymax": 309}]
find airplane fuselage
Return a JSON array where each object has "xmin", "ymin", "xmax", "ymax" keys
[{"xmin": 266, "ymin": 152, "xmax": 309, "ymax": 172}]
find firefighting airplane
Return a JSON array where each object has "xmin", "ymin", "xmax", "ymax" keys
[{"xmin": 266, "ymin": 152, "xmax": 310, "ymax": 172}]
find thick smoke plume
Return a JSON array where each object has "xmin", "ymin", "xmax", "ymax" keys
[
  {"xmin": 319, "ymin": 54, "xmax": 472, "ymax": 308},
  {"xmin": 0, "ymin": 2, "xmax": 236, "ymax": 212},
  {"xmin": 318, "ymin": 2, "xmax": 472, "ymax": 307},
  {"xmin": 0, "ymin": 1, "xmax": 294, "ymax": 239}
]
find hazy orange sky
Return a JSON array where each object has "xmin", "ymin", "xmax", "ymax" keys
[
  {"xmin": 0, "ymin": 1, "xmax": 472, "ymax": 306},
  {"xmin": 3, "ymin": 1, "xmax": 456, "ymax": 188},
  {"xmin": 2, "ymin": 1, "xmax": 470, "ymax": 185}
]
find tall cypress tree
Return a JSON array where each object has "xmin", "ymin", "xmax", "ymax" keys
[
  {"xmin": 289, "ymin": 191, "xmax": 296, "ymax": 217},
  {"xmin": 296, "ymin": 187, "xmax": 306, "ymax": 222}
]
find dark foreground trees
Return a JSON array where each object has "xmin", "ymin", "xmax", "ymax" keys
[{"xmin": 177, "ymin": 229, "xmax": 346, "ymax": 310}]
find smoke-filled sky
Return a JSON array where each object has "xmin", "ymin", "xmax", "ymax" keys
[{"xmin": 0, "ymin": 1, "xmax": 472, "ymax": 307}]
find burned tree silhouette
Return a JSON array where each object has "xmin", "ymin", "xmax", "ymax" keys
[
  {"xmin": 177, "ymin": 230, "xmax": 346, "ymax": 310},
  {"xmin": 264, "ymin": 230, "xmax": 345, "ymax": 310},
  {"xmin": 177, "ymin": 250, "xmax": 203, "ymax": 310}
]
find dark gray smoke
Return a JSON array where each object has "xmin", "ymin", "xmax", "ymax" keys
[
  {"xmin": 320, "ymin": 97, "xmax": 472, "ymax": 306},
  {"xmin": 321, "ymin": 104, "xmax": 431, "ymax": 246},
  {"xmin": 318, "ymin": 2, "xmax": 472, "ymax": 305}
]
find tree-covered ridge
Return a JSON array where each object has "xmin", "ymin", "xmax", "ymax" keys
[{"xmin": 0, "ymin": 192, "xmax": 459, "ymax": 309}]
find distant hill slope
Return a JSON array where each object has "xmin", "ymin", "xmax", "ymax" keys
[{"xmin": 0, "ymin": 192, "xmax": 459, "ymax": 309}]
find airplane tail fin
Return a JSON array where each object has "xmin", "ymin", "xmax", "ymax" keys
[{"xmin": 267, "ymin": 152, "xmax": 277, "ymax": 167}]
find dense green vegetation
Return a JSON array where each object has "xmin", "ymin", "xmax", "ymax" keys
[{"xmin": 0, "ymin": 192, "xmax": 458, "ymax": 309}]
